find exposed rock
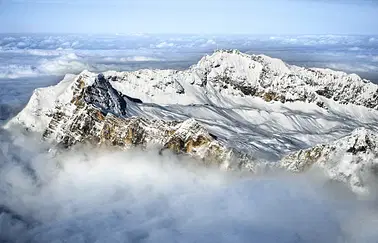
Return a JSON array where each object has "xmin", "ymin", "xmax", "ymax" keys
[{"xmin": 82, "ymin": 73, "xmax": 128, "ymax": 117}]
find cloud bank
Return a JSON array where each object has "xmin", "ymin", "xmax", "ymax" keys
[
  {"xmin": 1, "ymin": 34, "xmax": 377, "ymax": 74},
  {"xmin": 1, "ymin": 128, "xmax": 378, "ymax": 242}
]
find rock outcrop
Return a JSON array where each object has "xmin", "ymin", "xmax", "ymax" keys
[{"xmin": 280, "ymin": 128, "xmax": 378, "ymax": 193}]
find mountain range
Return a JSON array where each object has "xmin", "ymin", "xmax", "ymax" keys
[{"xmin": 5, "ymin": 49, "xmax": 378, "ymax": 193}]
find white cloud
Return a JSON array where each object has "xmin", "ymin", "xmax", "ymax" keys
[
  {"xmin": 266, "ymin": 35, "xmax": 366, "ymax": 46},
  {"xmin": 200, "ymin": 39, "xmax": 217, "ymax": 47},
  {"xmin": 356, "ymin": 54, "xmax": 368, "ymax": 59},
  {"xmin": 0, "ymin": 64, "xmax": 41, "ymax": 79},
  {"xmin": 0, "ymin": 53, "xmax": 92, "ymax": 79},
  {"xmin": 206, "ymin": 39, "xmax": 216, "ymax": 45},
  {"xmin": 349, "ymin": 47, "xmax": 362, "ymax": 51},
  {"xmin": 120, "ymin": 56, "xmax": 164, "ymax": 62},
  {"xmin": 38, "ymin": 53, "xmax": 91, "ymax": 75},
  {"xmin": 1, "ymin": 130, "xmax": 378, "ymax": 242},
  {"xmin": 154, "ymin": 42, "xmax": 176, "ymax": 48},
  {"xmin": 26, "ymin": 49, "xmax": 62, "ymax": 56},
  {"xmin": 103, "ymin": 56, "xmax": 164, "ymax": 62},
  {"xmin": 16, "ymin": 41, "xmax": 27, "ymax": 48},
  {"xmin": 326, "ymin": 63, "xmax": 378, "ymax": 73}
]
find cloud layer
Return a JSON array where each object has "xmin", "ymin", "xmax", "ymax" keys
[{"xmin": 1, "ymin": 128, "xmax": 378, "ymax": 242}]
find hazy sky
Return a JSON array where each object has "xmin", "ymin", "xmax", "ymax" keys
[{"xmin": 0, "ymin": 0, "xmax": 377, "ymax": 34}]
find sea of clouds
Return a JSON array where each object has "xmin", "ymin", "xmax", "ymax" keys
[
  {"xmin": 1, "ymin": 34, "xmax": 378, "ymax": 80},
  {"xmin": 1, "ymin": 127, "xmax": 378, "ymax": 243}
]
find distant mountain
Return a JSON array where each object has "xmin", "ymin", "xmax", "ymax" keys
[
  {"xmin": 104, "ymin": 49, "xmax": 378, "ymax": 109},
  {"xmin": 5, "ymin": 50, "xmax": 378, "ymax": 192}
]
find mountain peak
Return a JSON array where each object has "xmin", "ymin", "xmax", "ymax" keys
[{"xmin": 83, "ymin": 73, "xmax": 129, "ymax": 117}]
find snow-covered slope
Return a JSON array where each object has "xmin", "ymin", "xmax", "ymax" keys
[
  {"xmin": 281, "ymin": 128, "xmax": 378, "ymax": 194},
  {"xmin": 5, "ymin": 50, "xmax": 378, "ymax": 175}
]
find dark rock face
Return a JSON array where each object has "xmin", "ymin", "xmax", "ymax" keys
[
  {"xmin": 239, "ymin": 86, "xmax": 257, "ymax": 96},
  {"xmin": 346, "ymin": 146, "xmax": 367, "ymax": 155},
  {"xmin": 315, "ymin": 88, "xmax": 333, "ymax": 99},
  {"xmin": 346, "ymin": 136, "xmax": 375, "ymax": 155},
  {"xmin": 124, "ymin": 94, "xmax": 143, "ymax": 104},
  {"xmin": 83, "ymin": 74, "xmax": 128, "ymax": 117}
]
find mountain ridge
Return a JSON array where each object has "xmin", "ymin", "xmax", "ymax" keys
[{"xmin": 105, "ymin": 49, "xmax": 378, "ymax": 110}]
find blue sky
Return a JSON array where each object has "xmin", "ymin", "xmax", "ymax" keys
[{"xmin": 0, "ymin": 0, "xmax": 377, "ymax": 34}]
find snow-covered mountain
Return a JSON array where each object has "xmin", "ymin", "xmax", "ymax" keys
[{"xmin": 5, "ymin": 50, "xmax": 378, "ymax": 191}]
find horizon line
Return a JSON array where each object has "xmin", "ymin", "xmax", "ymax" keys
[{"xmin": 0, "ymin": 32, "xmax": 378, "ymax": 37}]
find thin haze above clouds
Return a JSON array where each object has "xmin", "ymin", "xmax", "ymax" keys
[{"xmin": 0, "ymin": 0, "xmax": 377, "ymax": 34}]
